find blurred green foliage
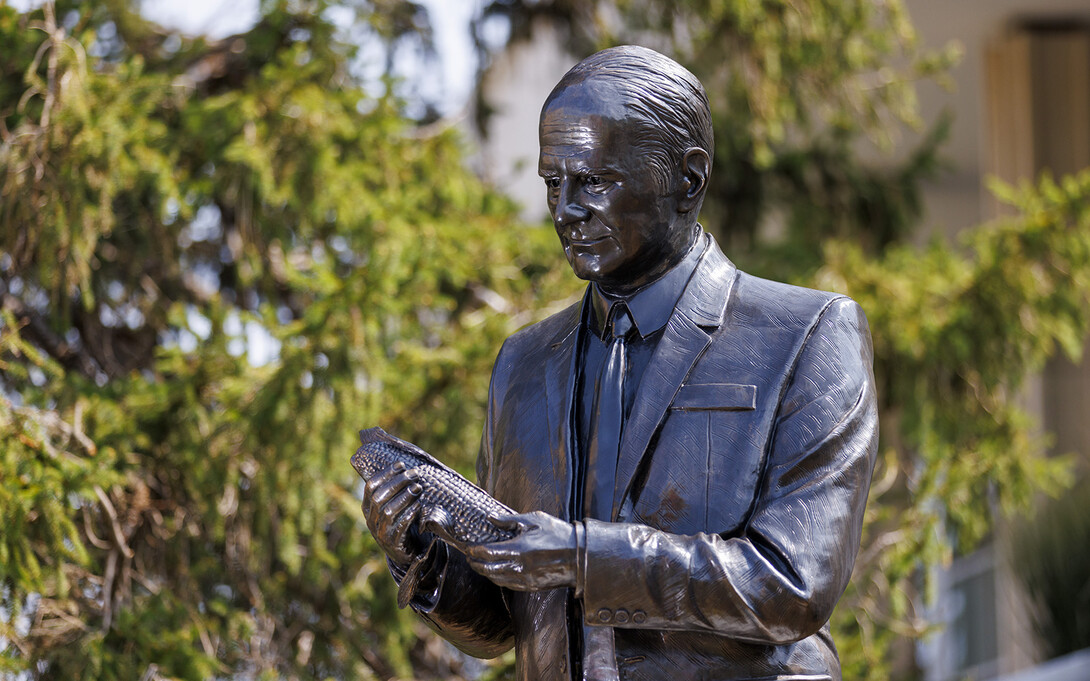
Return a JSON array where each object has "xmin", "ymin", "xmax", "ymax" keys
[
  {"xmin": 818, "ymin": 171, "xmax": 1090, "ymax": 678},
  {"xmin": 1, "ymin": 1, "xmax": 575, "ymax": 678},
  {"xmin": 2, "ymin": 1, "xmax": 1090, "ymax": 680}
]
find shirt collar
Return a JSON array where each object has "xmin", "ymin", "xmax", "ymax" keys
[{"xmin": 590, "ymin": 231, "xmax": 708, "ymax": 340}]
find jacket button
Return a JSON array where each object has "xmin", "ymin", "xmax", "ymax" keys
[
  {"xmin": 597, "ymin": 608, "xmax": 613, "ymax": 623},
  {"xmin": 632, "ymin": 610, "xmax": 646, "ymax": 624},
  {"xmin": 614, "ymin": 609, "xmax": 629, "ymax": 624}
]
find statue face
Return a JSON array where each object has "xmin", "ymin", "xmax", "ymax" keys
[{"xmin": 538, "ymin": 83, "xmax": 692, "ymax": 292}]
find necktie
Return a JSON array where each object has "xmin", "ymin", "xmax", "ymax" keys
[
  {"xmin": 581, "ymin": 304, "xmax": 631, "ymax": 681},
  {"xmin": 585, "ymin": 302, "xmax": 633, "ymax": 522}
]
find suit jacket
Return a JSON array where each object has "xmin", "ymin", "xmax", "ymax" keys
[{"xmin": 406, "ymin": 235, "xmax": 879, "ymax": 681}]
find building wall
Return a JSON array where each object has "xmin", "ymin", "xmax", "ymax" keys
[
  {"xmin": 905, "ymin": 3, "xmax": 1090, "ymax": 679},
  {"xmin": 472, "ymin": 19, "xmax": 576, "ymax": 223},
  {"xmin": 904, "ymin": 0, "xmax": 1090, "ymax": 237}
]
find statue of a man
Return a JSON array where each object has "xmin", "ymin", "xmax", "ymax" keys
[{"xmin": 363, "ymin": 45, "xmax": 878, "ymax": 681}]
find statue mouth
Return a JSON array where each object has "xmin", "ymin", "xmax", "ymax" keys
[
  {"xmin": 568, "ymin": 236, "xmax": 610, "ymax": 246},
  {"xmin": 563, "ymin": 229, "xmax": 614, "ymax": 247}
]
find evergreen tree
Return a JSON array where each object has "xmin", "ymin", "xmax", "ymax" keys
[
  {"xmin": 3, "ymin": 1, "xmax": 1090, "ymax": 679},
  {"xmin": 1, "ymin": 1, "xmax": 575, "ymax": 677}
]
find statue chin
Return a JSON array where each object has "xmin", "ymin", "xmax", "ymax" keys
[{"xmin": 564, "ymin": 251, "xmax": 610, "ymax": 284}]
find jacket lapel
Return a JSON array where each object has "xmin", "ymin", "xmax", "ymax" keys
[
  {"xmin": 611, "ymin": 240, "xmax": 737, "ymax": 519},
  {"xmin": 541, "ymin": 296, "xmax": 586, "ymax": 520}
]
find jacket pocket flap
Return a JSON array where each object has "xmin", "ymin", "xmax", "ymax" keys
[{"xmin": 670, "ymin": 383, "xmax": 757, "ymax": 411}]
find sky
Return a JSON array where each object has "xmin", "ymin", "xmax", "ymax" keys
[
  {"xmin": 7, "ymin": 0, "xmax": 259, "ymax": 34},
  {"xmin": 6, "ymin": 0, "xmax": 483, "ymax": 115},
  {"xmin": 139, "ymin": 0, "xmax": 261, "ymax": 38}
]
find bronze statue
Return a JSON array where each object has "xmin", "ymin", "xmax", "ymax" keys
[{"xmin": 360, "ymin": 45, "xmax": 878, "ymax": 681}]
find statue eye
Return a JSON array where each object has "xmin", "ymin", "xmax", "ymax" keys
[
  {"xmin": 545, "ymin": 178, "xmax": 561, "ymax": 189},
  {"xmin": 587, "ymin": 176, "xmax": 603, "ymax": 186}
]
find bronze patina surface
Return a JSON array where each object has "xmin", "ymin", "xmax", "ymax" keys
[{"xmin": 358, "ymin": 45, "xmax": 878, "ymax": 681}]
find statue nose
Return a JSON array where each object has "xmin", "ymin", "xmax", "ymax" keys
[{"xmin": 555, "ymin": 184, "xmax": 591, "ymax": 226}]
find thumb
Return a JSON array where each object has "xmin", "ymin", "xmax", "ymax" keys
[{"xmin": 488, "ymin": 513, "xmax": 533, "ymax": 534}]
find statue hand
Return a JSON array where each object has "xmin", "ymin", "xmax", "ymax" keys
[
  {"xmin": 361, "ymin": 462, "xmax": 425, "ymax": 566},
  {"xmin": 464, "ymin": 511, "xmax": 576, "ymax": 591}
]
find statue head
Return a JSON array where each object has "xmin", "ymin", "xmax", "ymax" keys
[{"xmin": 538, "ymin": 45, "xmax": 713, "ymax": 292}]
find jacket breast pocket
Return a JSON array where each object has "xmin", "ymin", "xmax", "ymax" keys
[
  {"xmin": 633, "ymin": 385, "xmax": 762, "ymax": 534},
  {"xmin": 669, "ymin": 383, "xmax": 757, "ymax": 411}
]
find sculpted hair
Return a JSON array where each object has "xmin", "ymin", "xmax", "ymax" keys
[{"xmin": 549, "ymin": 45, "xmax": 714, "ymax": 192}]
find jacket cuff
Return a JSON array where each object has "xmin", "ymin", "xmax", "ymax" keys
[
  {"xmin": 581, "ymin": 519, "xmax": 659, "ymax": 628},
  {"xmin": 573, "ymin": 520, "xmax": 587, "ymax": 599}
]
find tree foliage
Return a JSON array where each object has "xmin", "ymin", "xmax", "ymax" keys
[
  {"xmin": 2, "ymin": 1, "xmax": 1090, "ymax": 680},
  {"xmin": 819, "ymin": 171, "xmax": 1090, "ymax": 677},
  {"xmin": 1, "ymin": 1, "xmax": 575, "ymax": 678},
  {"xmin": 473, "ymin": 2, "xmax": 1090, "ymax": 679}
]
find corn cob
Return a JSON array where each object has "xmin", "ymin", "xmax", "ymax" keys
[{"xmin": 352, "ymin": 427, "xmax": 516, "ymax": 554}]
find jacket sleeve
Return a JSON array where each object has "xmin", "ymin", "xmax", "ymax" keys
[
  {"xmin": 390, "ymin": 341, "xmax": 516, "ymax": 658},
  {"xmin": 578, "ymin": 297, "xmax": 879, "ymax": 644}
]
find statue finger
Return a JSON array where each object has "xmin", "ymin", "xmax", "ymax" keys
[
  {"xmin": 465, "ymin": 554, "xmax": 507, "ymax": 576},
  {"xmin": 386, "ymin": 486, "xmax": 423, "ymax": 533},
  {"xmin": 375, "ymin": 483, "xmax": 422, "ymax": 530},
  {"xmin": 467, "ymin": 558, "xmax": 527, "ymax": 589},
  {"xmin": 363, "ymin": 461, "xmax": 410, "ymax": 498},
  {"xmin": 463, "ymin": 542, "xmax": 495, "ymax": 564},
  {"xmin": 368, "ymin": 467, "xmax": 418, "ymax": 510},
  {"xmin": 365, "ymin": 486, "xmax": 422, "ymax": 560},
  {"xmin": 362, "ymin": 469, "xmax": 393, "ymax": 516},
  {"xmin": 364, "ymin": 478, "xmax": 414, "ymax": 535},
  {"xmin": 388, "ymin": 495, "xmax": 424, "ymax": 561},
  {"xmin": 486, "ymin": 513, "xmax": 524, "ymax": 533},
  {"xmin": 464, "ymin": 539, "xmax": 518, "ymax": 564}
]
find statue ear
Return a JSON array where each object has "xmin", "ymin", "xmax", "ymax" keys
[{"xmin": 677, "ymin": 147, "xmax": 711, "ymax": 213}]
